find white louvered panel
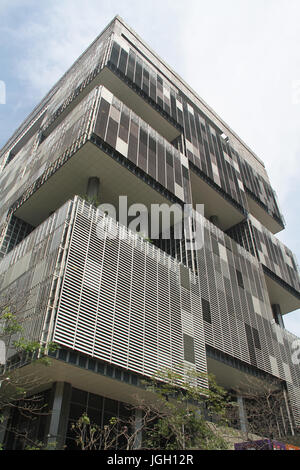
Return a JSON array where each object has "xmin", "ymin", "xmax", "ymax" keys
[
  {"xmin": 206, "ymin": 250, "xmax": 223, "ymax": 351},
  {"xmin": 287, "ymin": 384, "xmax": 300, "ymax": 427},
  {"xmin": 52, "ymin": 199, "xmax": 208, "ymax": 385},
  {"xmin": 203, "ymin": 323, "xmax": 214, "ymax": 346},
  {"xmin": 218, "ymin": 285, "xmax": 233, "ymax": 356},
  {"xmin": 229, "ymin": 315, "xmax": 241, "ymax": 362},
  {"xmin": 235, "ymin": 317, "xmax": 249, "ymax": 364}
]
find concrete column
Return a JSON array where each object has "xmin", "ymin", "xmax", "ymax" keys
[
  {"xmin": 133, "ymin": 409, "xmax": 143, "ymax": 449},
  {"xmin": 272, "ymin": 304, "xmax": 285, "ymax": 328},
  {"xmin": 283, "ymin": 388, "xmax": 295, "ymax": 436},
  {"xmin": 280, "ymin": 405, "xmax": 287, "ymax": 436},
  {"xmin": 46, "ymin": 382, "xmax": 72, "ymax": 450},
  {"xmin": 0, "ymin": 407, "xmax": 10, "ymax": 448},
  {"xmin": 86, "ymin": 177, "xmax": 100, "ymax": 203},
  {"xmin": 237, "ymin": 395, "xmax": 247, "ymax": 433}
]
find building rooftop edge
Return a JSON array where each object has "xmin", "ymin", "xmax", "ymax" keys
[
  {"xmin": 114, "ymin": 15, "xmax": 265, "ymax": 169},
  {"xmin": 1, "ymin": 14, "xmax": 265, "ymax": 171}
]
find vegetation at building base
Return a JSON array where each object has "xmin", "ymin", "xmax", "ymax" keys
[
  {"xmin": 223, "ymin": 375, "xmax": 299, "ymax": 450},
  {"xmin": 238, "ymin": 377, "xmax": 294, "ymax": 437},
  {"xmin": 0, "ymin": 294, "xmax": 58, "ymax": 450},
  {"xmin": 70, "ymin": 369, "xmax": 300, "ymax": 451},
  {"xmin": 70, "ymin": 368, "xmax": 234, "ymax": 450}
]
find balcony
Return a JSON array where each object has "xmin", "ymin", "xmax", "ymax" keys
[
  {"xmin": 190, "ymin": 165, "xmax": 247, "ymax": 231},
  {"xmin": 10, "ymin": 86, "xmax": 189, "ymax": 239},
  {"xmin": 0, "ymin": 87, "xmax": 97, "ymax": 234},
  {"xmin": 238, "ymin": 157, "xmax": 285, "ymax": 234},
  {"xmin": 41, "ymin": 51, "xmax": 181, "ymax": 146},
  {"xmin": 105, "ymin": 38, "xmax": 182, "ymax": 141},
  {"xmin": 250, "ymin": 215, "xmax": 300, "ymax": 314},
  {"xmin": 0, "ymin": 197, "xmax": 208, "ymax": 392},
  {"xmin": 245, "ymin": 190, "xmax": 285, "ymax": 235}
]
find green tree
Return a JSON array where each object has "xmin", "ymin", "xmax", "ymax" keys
[
  {"xmin": 141, "ymin": 368, "xmax": 231, "ymax": 450},
  {"xmin": 71, "ymin": 414, "xmax": 124, "ymax": 450},
  {"xmin": 0, "ymin": 295, "xmax": 58, "ymax": 449},
  {"xmin": 228, "ymin": 376, "xmax": 296, "ymax": 447},
  {"xmin": 70, "ymin": 367, "xmax": 233, "ymax": 450}
]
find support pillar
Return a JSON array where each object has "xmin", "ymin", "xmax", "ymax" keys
[
  {"xmin": 283, "ymin": 388, "xmax": 295, "ymax": 436},
  {"xmin": 133, "ymin": 409, "xmax": 143, "ymax": 449},
  {"xmin": 86, "ymin": 177, "xmax": 100, "ymax": 204},
  {"xmin": 46, "ymin": 382, "xmax": 72, "ymax": 450},
  {"xmin": 237, "ymin": 395, "xmax": 247, "ymax": 433},
  {"xmin": 272, "ymin": 304, "xmax": 285, "ymax": 329},
  {"xmin": 0, "ymin": 407, "xmax": 10, "ymax": 448}
]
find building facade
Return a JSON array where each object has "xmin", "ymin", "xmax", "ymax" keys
[{"xmin": 0, "ymin": 16, "xmax": 300, "ymax": 449}]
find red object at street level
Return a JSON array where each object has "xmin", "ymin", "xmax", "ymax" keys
[
  {"xmin": 285, "ymin": 444, "xmax": 300, "ymax": 450},
  {"xmin": 235, "ymin": 439, "xmax": 300, "ymax": 450}
]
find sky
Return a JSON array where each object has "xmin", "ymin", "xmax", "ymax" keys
[{"xmin": 0, "ymin": 0, "xmax": 299, "ymax": 335}]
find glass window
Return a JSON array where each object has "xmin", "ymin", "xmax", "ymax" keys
[{"xmin": 104, "ymin": 397, "xmax": 118, "ymax": 414}]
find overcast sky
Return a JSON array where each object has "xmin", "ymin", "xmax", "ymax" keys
[{"xmin": 0, "ymin": 0, "xmax": 299, "ymax": 335}]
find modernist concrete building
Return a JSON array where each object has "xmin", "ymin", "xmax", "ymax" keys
[{"xmin": 0, "ymin": 16, "xmax": 300, "ymax": 449}]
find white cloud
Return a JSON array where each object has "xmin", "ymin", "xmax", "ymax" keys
[
  {"xmin": 9, "ymin": 0, "xmax": 182, "ymax": 96},
  {"xmin": 285, "ymin": 312, "xmax": 300, "ymax": 339}
]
